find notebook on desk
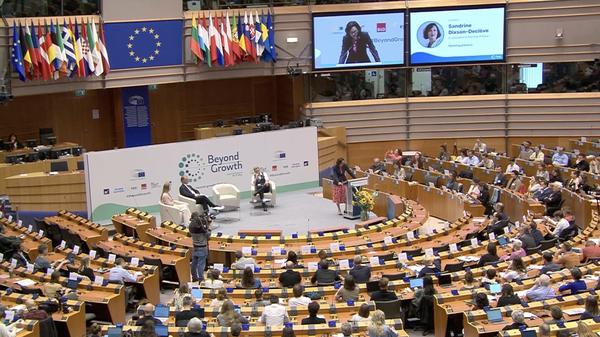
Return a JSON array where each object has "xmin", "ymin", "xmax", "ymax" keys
[
  {"xmin": 107, "ymin": 327, "xmax": 122, "ymax": 337},
  {"xmin": 486, "ymin": 308, "xmax": 504, "ymax": 323}
]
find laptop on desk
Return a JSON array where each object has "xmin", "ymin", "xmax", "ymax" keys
[
  {"xmin": 107, "ymin": 327, "xmax": 122, "ymax": 337},
  {"xmin": 410, "ymin": 278, "xmax": 424, "ymax": 288},
  {"xmin": 155, "ymin": 325, "xmax": 168, "ymax": 337},
  {"xmin": 521, "ymin": 330, "xmax": 537, "ymax": 337},
  {"xmin": 489, "ymin": 283, "xmax": 502, "ymax": 294},
  {"xmin": 154, "ymin": 305, "xmax": 170, "ymax": 324},
  {"xmin": 486, "ymin": 308, "xmax": 504, "ymax": 323},
  {"xmin": 438, "ymin": 274, "xmax": 452, "ymax": 287}
]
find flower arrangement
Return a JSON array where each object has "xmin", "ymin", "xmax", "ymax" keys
[{"xmin": 353, "ymin": 189, "xmax": 375, "ymax": 220}]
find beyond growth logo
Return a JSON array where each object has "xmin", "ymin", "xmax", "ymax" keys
[{"xmin": 178, "ymin": 152, "xmax": 243, "ymax": 182}]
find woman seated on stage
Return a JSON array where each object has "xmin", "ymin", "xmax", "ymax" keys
[{"xmin": 161, "ymin": 181, "xmax": 192, "ymax": 224}]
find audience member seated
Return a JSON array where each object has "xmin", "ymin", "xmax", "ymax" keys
[
  {"xmin": 231, "ymin": 250, "xmax": 257, "ymax": 270},
  {"xmin": 558, "ymin": 268, "xmax": 587, "ymax": 295},
  {"xmin": 350, "ymin": 255, "xmax": 372, "ymax": 283},
  {"xmin": 335, "ymin": 275, "xmax": 360, "ymax": 302},
  {"xmin": 285, "ymin": 251, "xmax": 303, "ymax": 268},
  {"xmin": 589, "ymin": 155, "xmax": 600, "ymax": 175},
  {"xmin": 461, "ymin": 271, "xmax": 477, "ymax": 291},
  {"xmin": 505, "ymin": 158, "xmax": 521, "ymax": 174},
  {"xmin": 369, "ymin": 158, "xmax": 386, "ymax": 175},
  {"xmin": 493, "ymin": 166, "xmax": 507, "ymax": 187},
  {"xmin": 259, "ymin": 295, "xmax": 290, "ymax": 327},
  {"xmin": 301, "ymin": 301, "xmax": 326, "ymax": 325},
  {"xmin": 533, "ymin": 179, "xmax": 550, "ymax": 200},
  {"xmin": 34, "ymin": 244, "xmax": 67, "ymax": 273},
  {"xmin": 477, "ymin": 243, "xmax": 500, "ymax": 267},
  {"xmin": 175, "ymin": 296, "xmax": 204, "ymax": 326},
  {"xmin": 573, "ymin": 153, "xmax": 590, "ymax": 172},
  {"xmin": 473, "ymin": 139, "xmax": 487, "ymax": 153},
  {"xmin": 580, "ymin": 295, "xmax": 599, "ymax": 320},
  {"xmin": 43, "ymin": 271, "xmax": 67, "ymax": 299},
  {"xmin": 466, "ymin": 178, "xmax": 482, "ymax": 200},
  {"xmin": 558, "ymin": 218, "xmax": 579, "ymax": 243},
  {"xmin": 577, "ymin": 321, "xmax": 596, "ymax": 337},
  {"xmin": 217, "ymin": 300, "xmax": 249, "ymax": 327},
  {"xmin": 518, "ymin": 141, "xmax": 533, "ymax": 160},
  {"xmin": 517, "ymin": 226, "xmax": 537, "ymax": 250},
  {"xmin": 545, "ymin": 306, "xmax": 564, "ymax": 325},
  {"xmin": 10, "ymin": 243, "xmax": 29, "ymax": 267},
  {"xmin": 236, "ymin": 267, "xmax": 262, "ymax": 289},
  {"xmin": 542, "ymin": 184, "xmax": 563, "ymax": 216},
  {"xmin": 486, "ymin": 203, "xmax": 509, "ymax": 235},
  {"xmin": 478, "ymin": 153, "xmax": 495, "ymax": 170},
  {"xmin": 535, "ymin": 163, "xmax": 550, "ymax": 181},
  {"xmin": 335, "ymin": 322, "xmax": 353, "ymax": 337},
  {"xmin": 288, "ymin": 284, "xmax": 312, "ymax": 306},
  {"xmin": 279, "ymin": 261, "xmax": 302, "ymax": 288},
  {"xmin": 22, "ymin": 299, "xmax": 48, "ymax": 320},
  {"xmin": 554, "ymin": 242, "xmax": 581, "ymax": 269},
  {"xmin": 527, "ymin": 177, "xmax": 544, "ymax": 197},
  {"xmin": 549, "ymin": 168, "xmax": 564, "ymax": 184},
  {"xmin": 502, "ymin": 310, "xmax": 528, "ymax": 331},
  {"xmin": 409, "ymin": 152, "xmax": 424, "ymax": 169},
  {"xmin": 392, "ymin": 161, "xmax": 407, "ymax": 180},
  {"xmin": 438, "ymin": 145, "xmax": 450, "ymax": 161},
  {"xmin": 204, "ymin": 269, "xmax": 224, "ymax": 289},
  {"xmin": 139, "ymin": 321, "xmax": 158, "ymax": 337},
  {"xmin": 500, "ymin": 257, "xmax": 527, "ymax": 282},
  {"xmin": 473, "ymin": 292, "xmax": 490, "ymax": 310},
  {"xmin": 209, "ymin": 288, "xmax": 228, "ymax": 310},
  {"xmin": 566, "ymin": 170, "xmax": 583, "ymax": 192},
  {"xmin": 418, "ymin": 258, "xmax": 440, "ymax": 278},
  {"xmin": 525, "ymin": 274, "xmax": 556, "ymax": 301},
  {"xmin": 582, "ymin": 240, "xmax": 600, "ymax": 263},
  {"xmin": 385, "ymin": 149, "xmax": 403, "ymax": 164},
  {"xmin": 506, "ymin": 170, "xmax": 523, "ymax": 192},
  {"xmin": 445, "ymin": 172, "xmax": 460, "ymax": 192},
  {"xmin": 370, "ymin": 277, "xmax": 398, "ymax": 301},
  {"xmin": 351, "ymin": 303, "xmax": 371, "ymax": 322},
  {"xmin": 497, "ymin": 284, "xmax": 522, "ymax": 307},
  {"xmin": 540, "ymin": 251, "xmax": 562, "ymax": 274},
  {"xmin": 230, "ymin": 324, "xmax": 242, "ymax": 337},
  {"xmin": 172, "ymin": 284, "xmax": 191, "ymax": 311},
  {"xmin": 531, "ymin": 146, "xmax": 545, "ymax": 163},
  {"xmin": 311, "ymin": 260, "xmax": 341, "ymax": 285},
  {"xmin": 251, "ymin": 289, "xmax": 270, "ymax": 308},
  {"xmin": 71, "ymin": 256, "xmax": 94, "ymax": 281},
  {"xmin": 465, "ymin": 150, "xmax": 480, "ymax": 166},
  {"xmin": 500, "ymin": 240, "xmax": 526, "ymax": 261},
  {"xmin": 481, "ymin": 269, "xmax": 499, "ymax": 285},
  {"xmin": 135, "ymin": 303, "xmax": 163, "ymax": 326},
  {"xmin": 367, "ymin": 310, "xmax": 398, "ymax": 337},
  {"xmin": 412, "ymin": 276, "xmax": 436, "ymax": 335},
  {"xmin": 108, "ymin": 258, "xmax": 140, "ymax": 283},
  {"xmin": 552, "ymin": 148, "xmax": 569, "ymax": 167},
  {"xmin": 186, "ymin": 318, "xmax": 209, "ymax": 337},
  {"xmin": 424, "ymin": 169, "xmax": 441, "ymax": 189},
  {"xmin": 538, "ymin": 323, "xmax": 551, "ymax": 337}
]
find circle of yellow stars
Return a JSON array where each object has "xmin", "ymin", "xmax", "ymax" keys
[{"xmin": 127, "ymin": 26, "xmax": 162, "ymax": 64}]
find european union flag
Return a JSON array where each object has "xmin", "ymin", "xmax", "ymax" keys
[{"xmin": 104, "ymin": 20, "xmax": 183, "ymax": 70}]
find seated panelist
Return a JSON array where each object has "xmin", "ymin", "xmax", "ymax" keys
[
  {"xmin": 179, "ymin": 175, "xmax": 223, "ymax": 213},
  {"xmin": 252, "ymin": 167, "xmax": 271, "ymax": 211}
]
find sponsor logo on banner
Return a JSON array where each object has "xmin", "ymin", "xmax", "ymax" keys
[
  {"xmin": 113, "ymin": 187, "xmax": 125, "ymax": 193},
  {"xmin": 377, "ymin": 23, "xmax": 387, "ymax": 32},
  {"xmin": 272, "ymin": 165, "xmax": 278, "ymax": 172},
  {"xmin": 150, "ymin": 182, "xmax": 160, "ymax": 189},
  {"xmin": 274, "ymin": 151, "xmax": 286, "ymax": 160},
  {"xmin": 103, "ymin": 188, "xmax": 110, "ymax": 195},
  {"xmin": 141, "ymin": 183, "xmax": 147, "ymax": 190},
  {"xmin": 304, "ymin": 161, "xmax": 309, "ymax": 166},
  {"xmin": 178, "ymin": 152, "xmax": 244, "ymax": 183},
  {"xmin": 130, "ymin": 169, "xmax": 146, "ymax": 180}
]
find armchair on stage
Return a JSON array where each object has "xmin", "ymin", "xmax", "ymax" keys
[
  {"xmin": 178, "ymin": 194, "xmax": 201, "ymax": 213},
  {"xmin": 159, "ymin": 201, "xmax": 190, "ymax": 226},
  {"xmin": 251, "ymin": 180, "xmax": 277, "ymax": 207},
  {"xmin": 212, "ymin": 184, "xmax": 241, "ymax": 211}
]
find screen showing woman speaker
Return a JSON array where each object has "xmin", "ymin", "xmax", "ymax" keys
[
  {"xmin": 312, "ymin": 11, "xmax": 405, "ymax": 71},
  {"xmin": 409, "ymin": 6, "xmax": 505, "ymax": 65}
]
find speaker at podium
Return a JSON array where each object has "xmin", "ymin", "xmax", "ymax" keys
[{"xmin": 343, "ymin": 177, "xmax": 368, "ymax": 220}]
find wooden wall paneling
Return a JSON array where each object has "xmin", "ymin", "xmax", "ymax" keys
[{"xmin": 149, "ymin": 83, "xmax": 184, "ymax": 145}]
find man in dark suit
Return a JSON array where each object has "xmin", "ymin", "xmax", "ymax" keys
[
  {"xmin": 279, "ymin": 261, "xmax": 301, "ymax": 288},
  {"xmin": 179, "ymin": 176, "xmax": 223, "ymax": 213},
  {"xmin": 492, "ymin": 166, "xmax": 506, "ymax": 187},
  {"xmin": 369, "ymin": 277, "xmax": 398, "ymax": 301},
  {"xmin": 542, "ymin": 183, "xmax": 562, "ymax": 216}
]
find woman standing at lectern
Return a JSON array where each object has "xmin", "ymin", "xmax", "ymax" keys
[{"xmin": 332, "ymin": 158, "xmax": 356, "ymax": 215}]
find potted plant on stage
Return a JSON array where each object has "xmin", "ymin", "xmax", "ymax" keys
[{"xmin": 353, "ymin": 189, "xmax": 374, "ymax": 221}]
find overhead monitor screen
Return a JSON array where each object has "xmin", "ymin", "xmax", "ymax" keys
[
  {"xmin": 409, "ymin": 6, "xmax": 505, "ymax": 65},
  {"xmin": 313, "ymin": 11, "xmax": 405, "ymax": 70}
]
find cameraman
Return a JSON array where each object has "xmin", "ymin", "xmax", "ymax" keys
[{"xmin": 189, "ymin": 212, "xmax": 211, "ymax": 282}]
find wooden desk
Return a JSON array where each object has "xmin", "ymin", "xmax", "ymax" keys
[
  {"xmin": 569, "ymin": 139, "xmax": 600, "ymax": 154},
  {"xmin": 194, "ymin": 124, "xmax": 256, "ymax": 140},
  {"xmin": 499, "ymin": 318, "xmax": 599, "ymax": 337},
  {"xmin": 44, "ymin": 213, "xmax": 108, "ymax": 250},
  {"xmin": 0, "ymin": 218, "xmax": 52, "ymax": 261},
  {"xmin": 95, "ymin": 233, "xmax": 191, "ymax": 285},
  {"xmin": 112, "ymin": 213, "xmax": 153, "ymax": 243},
  {"xmin": 6, "ymin": 171, "xmax": 85, "ymax": 212}
]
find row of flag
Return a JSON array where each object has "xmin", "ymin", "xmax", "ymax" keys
[
  {"xmin": 11, "ymin": 18, "xmax": 110, "ymax": 82},
  {"xmin": 189, "ymin": 10, "xmax": 277, "ymax": 67}
]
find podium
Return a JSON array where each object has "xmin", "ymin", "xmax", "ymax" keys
[{"xmin": 344, "ymin": 177, "xmax": 369, "ymax": 220}]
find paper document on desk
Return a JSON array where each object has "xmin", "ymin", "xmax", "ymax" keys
[
  {"xmin": 523, "ymin": 312, "xmax": 538, "ymax": 319},
  {"xmin": 516, "ymin": 290, "xmax": 528, "ymax": 298},
  {"xmin": 457, "ymin": 256, "xmax": 479, "ymax": 262},
  {"xmin": 527, "ymin": 265, "xmax": 544, "ymax": 270},
  {"xmin": 134, "ymin": 271, "xmax": 143, "ymax": 278},
  {"xmin": 407, "ymin": 264, "xmax": 425, "ymax": 273},
  {"xmin": 564, "ymin": 308, "xmax": 585, "ymax": 315},
  {"xmin": 15, "ymin": 279, "xmax": 36, "ymax": 287}
]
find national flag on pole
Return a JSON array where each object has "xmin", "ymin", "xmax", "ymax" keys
[
  {"xmin": 54, "ymin": 20, "xmax": 68, "ymax": 76},
  {"xmin": 62, "ymin": 22, "xmax": 77, "ymax": 77},
  {"xmin": 227, "ymin": 13, "xmax": 241, "ymax": 64},
  {"xmin": 19, "ymin": 24, "xmax": 33, "ymax": 79},
  {"xmin": 209, "ymin": 13, "xmax": 224, "ymax": 66},
  {"xmin": 43, "ymin": 21, "xmax": 56, "ymax": 75},
  {"xmin": 89, "ymin": 19, "xmax": 104, "ymax": 76},
  {"xmin": 74, "ymin": 21, "xmax": 87, "ymax": 77},
  {"xmin": 267, "ymin": 10, "xmax": 277, "ymax": 62},
  {"xmin": 33, "ymin": 22, "xmax": 51, "ymax": 80},
  {"xmin": 220, "ymin": 14, "xmax": 232, "ymax": 66},
  {"xmin": 190, "ymin": 15, "xmax": 202, "ymax": 63},
  {"xmin": 97, "ymin": 20, "xmax": 110, "ymax": 75},
  {"xmin": 200, "ymin": 14, "xmax": 211, "ymax": 67},
  {"xmin": 80, "ymin": 20, "xmax": 95, "ymax": 75},
  {"xmin": 49, "ymin": 21, "xmax": 63, "ymax": 76},
  {"xmin": 11, "ymin": 22, "xmax": 26, "ymax": 81},
  {"xmin": 24, "ymin": 22, "xmax": 40, "ymax": 79},
  {"xmin": 243, "ymin": 12, "xmax": 255, "ymax": 61},
  {"xmin": 254, "ymin": 11, "xmax": 264, "ymax": 59},
  {"xmin": 248, "ymin": 11, "xmax": 258, "ymax": 62},
  {"xmin": 38, "ymin": 22, "xmax": 53, "ymax": 78},
  {"xmin": 69, "ymin": 19, "xmax": 83, "ymax": 78},
  {"xmin": 237, "ymin": 12, "xmax": 247, "ymax": 57},
  {"xmin": 260, "ymin": 11, "xmax": 272, "ymax": 62}
]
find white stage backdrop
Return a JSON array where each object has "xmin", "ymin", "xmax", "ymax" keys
[{"xmin": 85, "ymin": 127, "xmax": 319, "ymax": 222}]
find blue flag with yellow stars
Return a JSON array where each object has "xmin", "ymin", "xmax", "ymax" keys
[{"xmin": 104, "ymin": 20, "xmax": 183, "ymax": 70}]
